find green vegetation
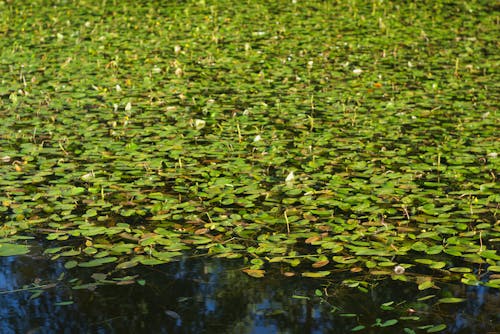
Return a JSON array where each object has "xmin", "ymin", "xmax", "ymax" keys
[{"xmin": 0, "ymin": 0, "xmax": 498, "ymax": 300}]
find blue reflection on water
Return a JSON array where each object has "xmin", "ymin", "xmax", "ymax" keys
[{"xmin": 0, "ymin": 247, "xmax": 499, "ymax": 334}]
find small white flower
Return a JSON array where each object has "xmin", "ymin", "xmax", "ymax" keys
[
  {"xmin": 125, "ymin": 102, "xmax": 132, "ymax": 112},
  {"xmin": 253, "ymin": 134, "xmax": 262, "ymax": 142},
  {"xmin": 394, "ymin": 265, "xmax": 405, "ymax": 274},
  {"xmin": 352, "ymin": 68, "xmax": 362, "ymax": 75},
  {"xmin": 115, "ymin": 84, "xmax": 122, "ymax": 92},
  {"xmin": 81, "ymin": 171, "xmax": 95, "ymax": 181},
  {"xmin": 194, "ymin": 119, "xmax": 206, "ymax": 130},
  {"xmin": 285, "ymin": 171, "xmax": 295, "ymax": 183}
]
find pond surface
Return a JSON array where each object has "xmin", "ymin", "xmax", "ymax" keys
[
  {"xmin": 0, "ymin": 1, "xmax": 499, "ymax": 333},
  {"xmin": 1, "ymin": 245, "xmax": 498, "ymax": 334}
]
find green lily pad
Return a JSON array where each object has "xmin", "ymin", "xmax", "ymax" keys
[
  {"xmin": 78, "ymin": 257, "xmax": 118, "ymax": 268},
  {"xmin": 0, "ymin": 243, "xmax": 30, "ymax": 256},
  {"xmin": 302, "ymin": 271, "xmax": 331, "ymax": 278},
  {"xmin": 437, "ymin": 297, "xmax": 465, "ymax": 304}
]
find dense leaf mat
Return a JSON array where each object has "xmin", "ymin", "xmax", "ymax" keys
[{"xmin": 0, "ymin": 1, "xmax": 498, "ymax": 289}]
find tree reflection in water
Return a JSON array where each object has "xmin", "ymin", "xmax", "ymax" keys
[{"xmin": 0, "ymin": 249, "xmax": 498, "ymax": 333}]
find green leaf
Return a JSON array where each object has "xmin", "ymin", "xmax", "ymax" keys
[
  {"xmin": 139, "ymin": 258, "xmax": 166, "ymax": 266},
  {"xmin": 479, "ymin": 250, "xmax": 500, "ymax": 260},
  {"xmin": 418, "ymin": 280, "xmax": 434, "ymax": 290},
  {"xmin": 351, "ymin": 325, "xmax": 365, "ymax": 331},
  {"xmin": 417, "ymin": 295, "xmax": 435, "ymax": 301},
  {"xmin": 411, "ymin": 241, "xmax": 428, "ymax": 251},
  {"xmin": 64, "ymin": 260, "xmax": 78, "ymax": 269},
  {"xmin": 0, "ymin": 243, "xmax": 30, "ymax": 256},
  {"xmin": 78, "ymin": 257, "xmax": 117, "ymax": 267},
  {"xmin": 437, "ymin": 297, "xmax": 465, "ymax": 304},
  {"xmin": 55, "ymin": 301, "xmax": 74, "ymax": 306},
  {"xmin": 292, "ymin": 295, "xmax": 310, "ymax": 300},
  {"xmin": 242, "ymin": 268, "xmax": 265, "ymax": 278},
  {"xmin": 301, "ymin": 271, "xmax": 331, "ymax": 278},
  {"xmin": 449, "ymin": 267, "xmax": 471, "ymax": 273},
  {"xmin": 115, "ymin": 260, "xmax": 139, "ymax": 270},
  {"xmin": 426, "ymin": 324, "xmax": 447, "ymax": 332},
  {"xmin": 380, "ymin": 319, "xmax": 398, "ymax": 327},
  {"xmin": 487, "ymin": 266, "xmax": 500, "ymax": 272}
]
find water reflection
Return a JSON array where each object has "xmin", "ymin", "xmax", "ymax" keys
[{"xmin": 0, "ymin": 249, "xmax": 498, "ymax": 334}]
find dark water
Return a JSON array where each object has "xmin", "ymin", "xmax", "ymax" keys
[{"xmin": 0, "ymin": 248, "xmax": 498, "ymax": 334}]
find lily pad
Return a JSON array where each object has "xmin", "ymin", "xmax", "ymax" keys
[
  {"xmin": 78, "ymin": 257, "xmax": 118, "ymax": 268},
  {"xmin": 0, "ymin": 243, "xmax": 30, "ymax": 256}
]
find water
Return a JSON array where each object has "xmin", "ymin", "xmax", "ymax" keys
[{"xmin": 0, "ymin": 247, "xmax": 498, "ymax": 334}]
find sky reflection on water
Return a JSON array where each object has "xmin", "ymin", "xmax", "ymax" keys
[{"xmin": 0, "ymin": 248, "xmax": 498, "ymax": 334}]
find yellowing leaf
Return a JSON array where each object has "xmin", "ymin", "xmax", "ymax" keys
[
  {"xmin": 301, "ymin": 271, "xmax": 330, "ymax": 278},
  {"xmin": 242, "ymin": 268, "xmax": 265, "ymax": 278},
  {"xmin": 312, "ymin": 260, "xmax": 329, "ymax": 268},
  {"xmin": 418, "ymin": 280, "xmax": 435, "ymax": 290}
]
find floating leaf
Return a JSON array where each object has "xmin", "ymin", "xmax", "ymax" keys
[
  {"xmin": 380, "ymin": 319, "xmax": 398, "ymax": 327},
  {"xmin": 292, "ymin": 295, "xmax": 310, "ymax": 300},
  {"xmin": 417, "ymin": 295, "xmax": 435, "ymax": 301},
  {"xmin": 242, "ymin": 268, "xmax": 265, "ymax": 278},
  {"xmin": 78, "ymin": 257, "xmax": 117, "ymax": 268},
  {"xmin": 418, "ymin": 280, "xmax": 435, "ymax": 290},
  {"xmin": 340, "ymin": 313, "xmax": 357, "ymax": 317},
  {"xmin": 302, "ymin": 271, "xmax": 330, "ymax": 278},
  {"xmin": 140, "ymin": 258, "xmax": 165, "ymax": 266},
  {"xmin": 64, "ymin": 260, "xmax": 78, "ymax": 269},
  {"xmin": 480, "ymin": 250, "xmax": 500, "ymax": 260},
  {"xmin": 437, "ymin": 297, "xmax": 465, "ymax": 304},
  {"xmin": 351, "ymin": 325, "xmax": 365, "ymax": 331},
  {"xmin": 449, "ymin": 267, "xmax": 471, "ymax": 273},
  {"xmin": 312, "ymin": 260, "xmax": 329, "ymax": 268},
  {"xmin": 0, "ymin": 243, "xmax": 30, "ymax": 256},
  {"xmin": 411, "ymin": 241, "xmax": 428, "ymax": 252},
  {"xmin": 426, "ymin": 324, "xmax": 447, "ymax": 332}
]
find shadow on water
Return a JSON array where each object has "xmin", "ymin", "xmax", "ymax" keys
[{"xmin": 0, "ymin": 246, "xmax": 499, "ymax": 334}]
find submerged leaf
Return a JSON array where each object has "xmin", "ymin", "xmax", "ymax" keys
[{"xmin": 426, "ymin": 324, "xmax": 447, "ymax": 332}]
